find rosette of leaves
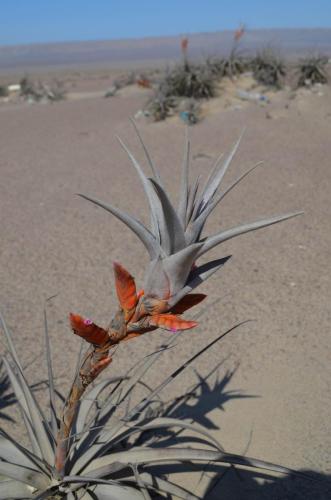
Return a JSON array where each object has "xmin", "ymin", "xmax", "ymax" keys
[
  {"xmin": 252, "ymin": 49, "xmax": 286, "ymax": 88},
  {"xmin": 0, "ymin": 311, "xmax": 305, "ymax": 499},
  {"xmin": 296, "ymin": 55, "xmax": 328, "ymax": 87},
  {"xmin": 207, "ymin": 52, "xmax": 247, "ymax": 80},
  {"xmin": 79, "ymin": 124, "xmax": 301, "ymax": 342},
  {"xmin": 145, "ymin": 88, "xmax": 177, "ymax": 121},
  {"xmin": 160, "ymin": 63, "xmax": 216, "ymax": 99}
]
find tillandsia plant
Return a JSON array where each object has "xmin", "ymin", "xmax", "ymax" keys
[
  {"xmin": 0, "ymin": 314, "xmax": 307, "ymax": 500},
  {"xmin": 206, "ymin": 25, "xmax": 247, "ymax": 80},
  {"xmin": 0, "ymin": 122, "xmax": 304, "ymax": 498},
  {"xmin": 296, "ymin": 54, "xmax": 329, "ymax": 87},
  {"xmin": 252, "ymin": 48, "xmax": 286, "ymax": 89}
]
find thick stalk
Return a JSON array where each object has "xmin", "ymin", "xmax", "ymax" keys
[{"xmin": 54, "ymin": 346, "xmax": 111, "ymax": 477}]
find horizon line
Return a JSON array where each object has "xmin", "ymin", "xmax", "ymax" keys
[{"xmin": 1, "ymin": 26, "xmax": 330, "ymax": 49}]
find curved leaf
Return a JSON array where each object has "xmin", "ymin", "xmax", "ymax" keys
[
  {"xmin": 130, "ymin": 118, "xmax": 162, "ymax": 185},
  {"xmin": 149, "ymin": 179, "xmax": 186, "ymax": 254},
  {"xmin": 2, "ymin": 358, "xmax": 55, "ymax": 465},
  {"xmin": 199, "ymin": 212, "xmax": 304, "ymax": 258},
  {"xmin": 0, "ymin": 461, "xmax": 49, "ymax": 490},
  {"xmin": 78, "ymin": 194, "xmax": 161, "ymax": 259},
  {"xmin": 0, "ymin": 479, "xmax": 35, "ymax": 499},
  {"xmin": 85, "ymin": 446, "xmax": 302, "ymax": 479}
]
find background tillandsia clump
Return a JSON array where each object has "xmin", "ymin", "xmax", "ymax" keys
[
  {"xmin": 0, "ymin": 124, "xmax": 312, "ymax": 499},
  {"xmin": 296, "ymin": 54, "xmax": 329, "ymax": 87}
]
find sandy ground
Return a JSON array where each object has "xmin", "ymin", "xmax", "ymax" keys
[{"xmin": 0, "ymin": 71, "xmax": 330, "ymax": 498}]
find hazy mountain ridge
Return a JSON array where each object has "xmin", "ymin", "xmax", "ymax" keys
[{"xmin": 0, "ymin": 28, "xmax": 330, "ymax": 73}]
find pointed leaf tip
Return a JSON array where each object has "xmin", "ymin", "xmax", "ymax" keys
[{"xmin": 77, "ymin": 193, "xmax": 161, "ymax": 259}]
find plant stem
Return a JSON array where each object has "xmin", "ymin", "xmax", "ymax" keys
[{"xmin": 54, "ymin": 346, "xmax": 111, "ymax": 477}]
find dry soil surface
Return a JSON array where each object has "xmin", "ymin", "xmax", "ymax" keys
[{"xmin": 0, "ymin": 75, "xmax": 330, "ymax": 498}]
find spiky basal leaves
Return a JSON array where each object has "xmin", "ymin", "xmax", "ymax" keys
[
  {"xmin": 296, "ymin": 54, "xmax": 329, "ymax": 87},
  {"xmin": 252, "ymin": 49, "xmax": 286, "ymax": 88},
  {"xmin": 0, "ymin": 314, "xmax": 307, "ymax": 499},
  {"xmin": 78, "ymin": 124, "xmax": 302, "ymax": 342}
]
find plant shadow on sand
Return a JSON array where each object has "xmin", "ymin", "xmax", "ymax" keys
[
  {"xmin": 138, "ymin": 364, "xmax": 331, "ymax": 499},
  {"xmin": 164, "ymin": 362, "xmax": 255, "ymax": 430},
  {"xmin": 203, "ymin": 466, "xmax": 331, "ymax": 499}
]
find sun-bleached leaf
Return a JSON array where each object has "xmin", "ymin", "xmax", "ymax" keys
[
  {"xmin": 2, "ymin": 358, "xmax": 54, "ymax": 466},
  {"xmin": 143, "ymin": 257, "xmax": 170, "ymax": 299},
  {"xmin": 186, "ymin": 175, "xmax": 201, "ymax": 226},
  {"xmin": 197, "ymin": 131, "xmax": 244, "ymax": 214},
  {"xmin": 85, "ymin": 446, "xmax": 301, "ymax": 479},
  {"xmin": 0, "ymin": 313, "xmax": 23, "ymax": 372},
  {"xmin": 43, "ymin": 308, "xmax": 58, "ymax": 440},
  {"xmin": 130, "ymin": 118, "xmax": 162, "ymax": 185},
  {"xmin": 149, "ymin": 179, "xmax": 186, "ymax": 254},
  {"xmin": 168, "ymin": 256, "xmax": 231, "ymax": 307},
  {"xmin": 199, "ymin": 211, "xmax": 304, "ymax": 257},
  {"xmin": 162, "ymin": 243, "xmax": 203, "ymax": 296},
  {"xmin": 78, "ymin": 194, "xmax": 162, "ymax": 259},
  {"xmin": 186, "ymin": 161, "xmax": 265, "ymax": 244},
  {"xmin": 0, "ymin": 461, "xmax": 48, "ymax": 490},
  {"xmin": 116, "ymin": 135, "xmax": 162, "ymax": 237},
  {"xmin": 0, "ymin": 432, "xmax": 49, "ymax": 477},
  {"xmin": 0, "ymin": 480, "xmax": 35, "ymax": 499},
  {"xmin": 178, "ymin": 130, "xmax": 190, "ymax": 226}
]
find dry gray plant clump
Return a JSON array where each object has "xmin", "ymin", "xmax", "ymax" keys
[
  {"xmin": 20, "ymin": 76, "xmax": 66, "ymax": 103},
  {"xmin": 0, "ymin": 123, "xmax": 306, "ymax": 499},
  {"xmin": 145, "ymin": 64, "xmax": 215, "ymax": 122},
  {"xmin": 145, "ymin": 36, "xmax": 215, "ymax": 122},
  {"xmin": 252, "ymin": 49, "xmax": 286, "ymax": 88},
  {"xmin": 207, "ymin": 24, "xmax": 247, "ymax": 80},
  {"xmin": 296, "ymin": 54, "xmax": 329, "ymax": 87},
  {"xmin": 206, "ymin": 53, "xmax": 247, "ymax": 80}
]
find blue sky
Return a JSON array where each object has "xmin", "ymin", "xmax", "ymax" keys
[{"xmin": 1, "ymin": 0, "xmax": 330, "ymax": 46}]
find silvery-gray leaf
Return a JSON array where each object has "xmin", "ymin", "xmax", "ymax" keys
[
  {"xmin": 2, "ymin": 358, "xmax": 55, "ymax": 465},
  {"xmin": 43, "ymin": 309, "xmax": 58, "ymax": 439},
  {"xmin": 0, "ymin": 431, "xmax": 48, "ymax": 476},
  {"xmin": 169, "ymin": 256, "xmax": 231, "ymax": 307},
  {"xmin": 162, "ymin": 243, "xmax": 203, "ymax": 296},
  {"xmin": 187, "ymin": 161, "xmax": 265, "ymax": 243},
  {"xmin": 0, "ymin": 462, "xmax": 48, "ymax": 490},
  {"xmin": 84, "ymin": 446, "xmax": 297, "ymax": 478},
  {"xmin": 143, "ymin": 257, "xmax": 170, "ymax": 299},
  {"xmin": 197, "ymin": 131, "xmax": 244, "ymax": 214},
  {"xmin": 0, "ymin": 313, "xmax": 23, "ymax": 372},
  {"xmin": 116, "ymin": 136, "xmax": 161, "ymax": 237},
  {"xmin": 0, "ymin": 480, "xmax": 35, "ymax": 499},
  {"xmin": 0, "ymin": 435, "xmax": 41, "ymax": 472},
  {"xmin": 199, "ymin": 212, "xmax": 304, "ymax": 258},
  {"xmin": 129, "ymin": 118, "xmax": 162, "ymax": 185},
  {"xmin": 192, "ymin": 151, "xmax": 223, "ymax": 220},
  {"xmin": 86, "ymin": 483, "xmax": 145, "ymax": 499},
  {"xmin": 177, "ymin": 130, "xmax": 190, "ymax": 226},
  {"xmin": 78, "ymin": 194, "xmax": 162, "ymax": 259},
  {"xmin": 149, "ymin": 179, "xmax": 186, "ymax": 254},
  {"xmin": 185, "ymin": 175, "xmax": 201, "ymax": 227}
]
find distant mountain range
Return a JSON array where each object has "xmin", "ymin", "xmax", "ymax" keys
[{"xmin": 0, "ymin": 28, "xmax": 330, "ymax": 73}]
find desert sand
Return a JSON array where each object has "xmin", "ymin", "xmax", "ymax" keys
[{"xmin": 0, "ymin": 67, "xmax": 330, "ymax": 498}]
